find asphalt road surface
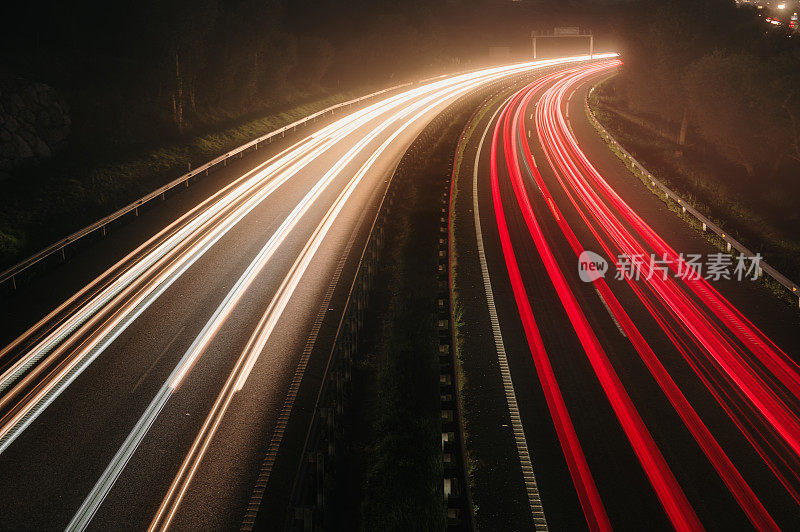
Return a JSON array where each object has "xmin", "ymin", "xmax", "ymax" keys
[
  {"xmin": 458, "ymin": 60, "xmax": 800, "ymax": 530},
  {"xmin": 0, "ymin": 55, "xmax": 614, "ymax": 530}
]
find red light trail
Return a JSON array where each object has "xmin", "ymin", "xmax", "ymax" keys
[{"xmin": 486, "ymin": 59, "xmax": 800, "ymax": 529}]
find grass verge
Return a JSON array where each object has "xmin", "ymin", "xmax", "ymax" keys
[
  {"xmin": 328, "ymin": 108, "xmax": 472, "ymax": 531},
  {"xmin": 0, "ymin": 91, "xmax": 357, "ymax": 269},
  {"xmin": 589, "ymin": 76, "xmax": 800, "ymax": 307},
  {"xmin": 449, "ymin": 91, "xmax": 505, "ymax": 508},
  {"xmin": 449, "ymin": 87, "xmax": 537, "ymax": 529}
]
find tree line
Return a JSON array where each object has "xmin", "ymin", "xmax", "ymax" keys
[
  {"xmin": 0, "ymin": 0, "xmax": 623, "ymax": 159},
  {"xmin": 615, "ymin": 0, "xmax": 800, "ymax": 178}
]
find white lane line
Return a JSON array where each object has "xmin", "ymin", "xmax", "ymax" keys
[
  {"xmin": 149, "ymin": 85, "xmax": 479, "ymax": 530},
  {"xmin": 545, "ymin": 198, "xmax": 559, "ymax": 221},
  {"xmin": 240, "ymin": 212, "xmax": 361, "ymax": 531},
  {"xmin": 133, "ymin": 326, "xmax": 186, "ymax": 393},
  {"xmin": 516, "ymin": 112, "xmax": 539, "ymax": 188},
  {"xmin": 471, "ymin": 102, "xmax": 548, "ymax": 530},
  {"xmin": 593, "ymin": 289, "xmax": 627, "ymax": 338},
  {"xmin": 71, "ymin": 69, "xmax": 503, "ymax": 532}
]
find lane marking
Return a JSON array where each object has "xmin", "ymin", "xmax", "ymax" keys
[
  {"xmin": 545, "ymin": 198, "xmax": 559, "ymax": 221},
  {"xmin": 593, "ymin": 289, "xmax": 627, "ymax": 338},
  {"xmin": 148, "ymin": 86, "xmax": 483, "ymax": 531},
  {"xmin": 471, "ymin": 103, "xmax": 548, "ymax": 530},
  {"xmin": 240, "ymin": 216, "xmax": 360, "ymax": 531},
  {"xmin": 133, "ymin": 326, "xmax": 186, "ymax": 393}
]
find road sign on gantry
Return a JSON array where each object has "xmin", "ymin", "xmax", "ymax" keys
[
  {"xmin": 554, "ymin": 27, "xmax": 581, "ymax": 36},
  {"xmin": 531, "ymin": 28, "xmax": 593, "ymax": 59}
]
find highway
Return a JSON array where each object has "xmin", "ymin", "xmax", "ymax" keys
[
  {"xmin": 0, "ymin": 55, "xmax": 614, "ymax": 530},
  {"xmin": 455, "ymin": 60, "xmax": 800, "ymax": 530}
]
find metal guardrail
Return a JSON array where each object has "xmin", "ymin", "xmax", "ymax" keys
[
  {"xmin": 282, "ymin": 128, "xmax": 389, "ymax": 531},
  {"xmin": 442, "ymin": 102, "xmax": 484, "ymax": 531},
  {"xmin": 0, "ymin": 82, "xmax": 413, "ymax": 290},
  {"xmin": 277, "ymin": 74, "xmax": 533, "ymax": 531},
  {"xmin": 586, "ymin": 87, "xmax": 800, "ymax": 306},
  {"xmin": 277, "ymin": 63, "xmax": 611, "ymax": 530},
  {"xmin": 1, "ymin": 57, "xmax": 612, "ymax": 292}
]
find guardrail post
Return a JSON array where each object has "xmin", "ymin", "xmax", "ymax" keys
[
  {"xmin": 0, "ymin": 83, "xmax": 417, "ymax": 291},
  {"xmin": 587, "ymin": 86, "xmax": 800, "ymax": 304},
  {"xmin": 316, "ymin": 451, "xmax": 325, "ymax": 509},
  {"xmin": 11, "ymin": 275, "xmax": 16, "ymax": 290},
  {"xmin": 134, "ymin": 207, "xmax": 139, "ymax": 217},
  {"xmin": 61, "ymin": 247, "xmax": 66, "ymax": 261}
]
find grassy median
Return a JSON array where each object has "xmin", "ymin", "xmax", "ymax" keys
[
  {"xmin": 327, "ymin": 111, "xmax": 473, "ymax": 531},
  {"xmin": 589, "ymin": 76, "xmax": 800, "ymax": 296},
  {"xmin": 449, "ymin": 89, "xmax": 539, "ymax": 529}
]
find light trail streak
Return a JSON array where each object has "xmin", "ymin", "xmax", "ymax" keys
[
  {"xmin": 514, "ymin": 62, "xmax": 778, "ymax": 530},
  {"xmin": 1, "ymin": 55, "xmax": 614, "ymax": 381},
  {"xmin": 167, "ymin": 73, "xmax": 487, "ymax": 391},
  {"xmin": 536, "ymin": 64, "xmax": 800, "ymax": 478},
  {"xmin": 0, "ymin": 55, "xmax": 617, "ymax": 460},
  {"xmin": 0, "ymin": 96, "xmax": 406, "ymax": 399},
  {"xmin": 63, "ymin": 55, "xmax": 617, "ymax": 531},
  {"xmin": 147, "ymin": 70, "xmax": 487, "ymax": 532},
  {"xmin": 2, "ymin": 55, "xmax": 616, "ymax": 381},
  {"xmin": 493, "ymin": 69, "xmax": 701, "ymax": 531},
  {"xmin": 0, "ymin": 105, "xmax": 399, "ymax": 453},
  {"xmin": 488, "ymin": 83, "xmax": 611, "ymax": 531}
]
